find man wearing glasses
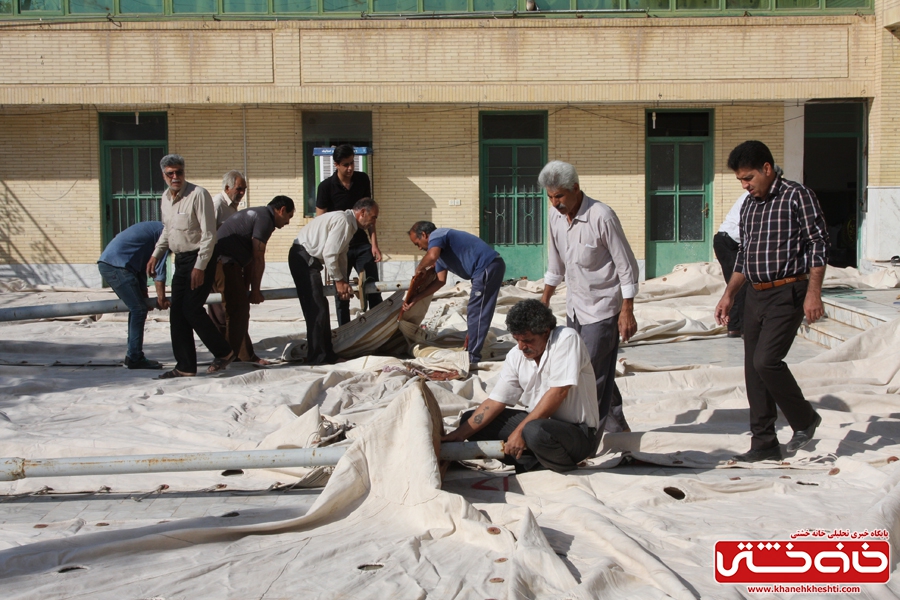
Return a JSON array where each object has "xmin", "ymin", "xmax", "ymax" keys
[
  {"xmin": 148, "ymin": 154, "xmax": 235, "ymax": 379},
  {"xmin": 315, "ymin": 144, "xmax": 383, "ymax": 325}
]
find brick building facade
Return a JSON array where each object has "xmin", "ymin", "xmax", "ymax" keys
[{"xmin": 1, "ymin": 6, "xmax": 898, "ymax": 286}]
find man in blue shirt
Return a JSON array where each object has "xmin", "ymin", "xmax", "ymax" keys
[
  {"xmin": 403, "ymin": 222, "xmax": 505, "ymax": 365},
  {"xmin": 98, "ymin": 221, "xmax": 170, "ymax": 369}
]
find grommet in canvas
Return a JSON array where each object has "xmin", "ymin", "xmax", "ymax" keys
[{"xmin": 486, "ymin": 526, "xmax": 501, "ymax": 535}]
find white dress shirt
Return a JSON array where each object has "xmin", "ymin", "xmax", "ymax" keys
[
  {"xmin": 294, "ymin": 210, "xmax": 359, "ymax": 282},
  {"xmin": 544, "ymin": 194, "xmax": 640, "ymax": 325},
  {"xmin": 212, "ymin": 192, "xmax": 240, "ymax": 228},
  {"xmin": 717, "ymin": 192, "xmax": 748, "ymax": 244},
  {"xmin": 489, "ymin": 327, "xmax": 600, "ymax": 429}
]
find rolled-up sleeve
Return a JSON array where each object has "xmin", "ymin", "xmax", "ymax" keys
[
  {"xmin": 543, "ymin": 218, "xmax": 565, "ymax": 287},
  {"xmin": 488, "ymin": 354, "xmax": 524, "ymax": 407},
  {"xmin": 796, "ymin": 187, "xmax": 829, "ymax": 269},
  {"xmin": 602, "ymin": 214, "xmax": 640, "ymax": 299},
  {"xmin": 194, "ymin": 189, "xmax": 217, "ymax": 270},
  {"xmin": 322, "ymin": 221, "xmax": 352, "ymax": 281}
]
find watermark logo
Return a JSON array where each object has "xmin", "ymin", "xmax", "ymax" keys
[{"xmin": 715, "ymin": 531, "xmax": 889, "ymax": 584}]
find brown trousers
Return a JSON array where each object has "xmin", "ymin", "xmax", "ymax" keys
[{"xmin": 215, "ymin": 260, "xmax": 258, "ymax": 363}]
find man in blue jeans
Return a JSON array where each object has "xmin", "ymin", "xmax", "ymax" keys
[
  {"xmin": 403, "ymin": 221, "xmax": 505, "ymax": 366},
  {"xmin": 98, "ymin": 221, "xmax": 170, "ymax": 369}
]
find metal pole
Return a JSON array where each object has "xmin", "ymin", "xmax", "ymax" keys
[
  {"xmin": 0, "ymin": 280, "xmax": 409, "ymax": 323},
  {"xmin": 0, "ymin": 441, "xmax": 504, "ymax": 482}
]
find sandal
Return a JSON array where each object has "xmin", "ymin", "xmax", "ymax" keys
[
  {"xmin": 207, "ymin": 353, "xmax": 235, "ymax": 374},
  {"xmin": 157, "ymin": 369, "xmax": 195, "ymax": 380}
]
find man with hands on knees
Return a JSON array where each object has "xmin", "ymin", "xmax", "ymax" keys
[
  {"xmin": 441, "ymin": 299, "xmax": 599, "ymax": 474},
  {"xmin": 97, "ymin": 220, "xmax": 171, "ymax": 370}
]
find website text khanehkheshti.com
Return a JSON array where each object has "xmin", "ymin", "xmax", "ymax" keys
[{"xmin": 747, "ymin": 585, "xmax": 862, "ymax": 594}]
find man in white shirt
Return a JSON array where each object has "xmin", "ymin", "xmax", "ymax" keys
[
  {"xmin": 538, "ymin": 160, "xmax": 640, "ymax": 440},
  {"xmin": 212, "ymin": 170, "xmax": 248, "ymax": 227},
  {"xmin": 442, "ymin": 299, "xmax": 599, "ymax": 473},
  {"xmin": 288, "ymin": 198, "xmax": 379, "ymax": 365}
]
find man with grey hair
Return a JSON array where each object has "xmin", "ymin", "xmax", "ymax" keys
[
  {"xmin": 538, "ymin": 160, "xmax": 640, "ymax": 442},
  {"xmin": 213, "ymin": 170, "xmax": 248, "ymax": 227},
  {"xmin": 209, "ymin": 170, "xmax": 248, "ymax": 334},
  {"xmin": 148, "ymin": 154, "xmax": 235, "ymax": 379},
  {"xmin": 289, "ymin": 198, "xmax": 380, "ymax": 365},
  {"xmin": 442, "ymin": 299, "xmax": 599, "ymax": 473}
]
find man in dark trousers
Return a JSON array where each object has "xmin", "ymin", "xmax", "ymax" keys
[
  {"xmin": 537, "ymin": 160, "xmax": 640, "ymax": 437},
  {"xmin": 148, "ymin": 154, "xmax": 235, "ymax": 379},
  {"xmin": 215, "ymin": 195, "xmax": 295, "ymax": 365},
  {"xmin": 315, "ymin": 144, "xmax": 382, "ymax": 325},
  {"xmin": 289, "ymin": 198, "xmax": 380, "ymax": 365},
  {"xmin": 715, "ymin": 140, "xmax": 828, "ymax": 462},
  {"xmin": 98, "ymin": 221, "xmax": 170, "ymax": 369},
  {"xmin": 403, "ymin": 221, "xmax": 505, "ymax": 366}
]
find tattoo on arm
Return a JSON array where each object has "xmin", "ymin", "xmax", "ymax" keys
[{"xmin": 472, "ymin": 406, "xmax": 490, "ymax": 426}]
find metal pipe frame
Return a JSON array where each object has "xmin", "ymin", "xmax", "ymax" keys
[
  {"xmin": 0, "ymin": 441, "xmax": 505, "ymax": 482},
  {"xmin": 0, "ymin": 280, "xmax": 409, "ymax": 323}
]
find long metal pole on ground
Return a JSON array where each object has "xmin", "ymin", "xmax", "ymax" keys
[
  {"xmin": 0, "ymin": 280, "xmax": 409, "ymax": 323},
  {"xmin": 0, "ymin": 441, "xmax": 504, "ymax": 482}
]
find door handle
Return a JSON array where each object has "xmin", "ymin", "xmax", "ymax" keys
[{"xmin": 703, "ymin": 204, "xmax": 709, "ymax": 218}]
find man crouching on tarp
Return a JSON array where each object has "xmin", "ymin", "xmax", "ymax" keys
[{"xmin": 442, "ymin": 299, "xmax": 600, "ymax": 473}]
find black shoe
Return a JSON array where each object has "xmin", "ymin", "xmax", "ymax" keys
[
  {"xmin": 727, "ymin": 330, "xmax": 742, "ymax": 339},
  {"xmin": 125, "ymin": 356, "xmax": 163, "ymax": 370},
  {"xmin": 786, "ymin": 413, "xmax": 822, "ymax": 453},
  {"xmin": 732, "ymin": 446, "xmax": 782, "ymax": 462}
]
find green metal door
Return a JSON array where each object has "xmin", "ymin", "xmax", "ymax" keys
[
  {"xmin": 99, "ymin": 114, "xmax": 168, "ymax": 247},
  {"xmin": 479, "ymin": 113, "xmax": 547, "ymax": 281},
  {"xmin": 645, "ymin": 112, "xmax": 713, "ymax": 278}
]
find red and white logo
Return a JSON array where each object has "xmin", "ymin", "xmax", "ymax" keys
[{"xmin": 715, "ymin": 540, "xmax": 890, "ymax": 584}]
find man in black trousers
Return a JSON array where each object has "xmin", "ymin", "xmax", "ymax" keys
[
  {"xmin": 715, "ymin": 141, "xmax": 827, "ymax": 462},
  {"xmin": 148, "ymin": 154, "xmax": 235, "ymax": 379},
  {"xmin": 315, "ymin": 144, "xmax": 382, "ymax": 325}
]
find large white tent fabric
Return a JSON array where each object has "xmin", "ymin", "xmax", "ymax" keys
[{"xmin": 0, "ymin": 264, "xmax": 898, "ymax": 597}]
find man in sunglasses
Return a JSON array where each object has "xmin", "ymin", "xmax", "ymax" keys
[{"xmin": 148, "ymin": 154, "xmax": 235, "ymax": 379}]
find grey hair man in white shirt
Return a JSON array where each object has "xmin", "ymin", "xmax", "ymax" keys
[
  {"xmin": 288, "ymin": 198, "xmax": 379, "ymax": 365},
  {"xmin": 212, "ymin": 170, "xmax": 248, "ymax": 228},
  {"xmin": 538, "ymin": 160, "xmax": 640, "ymax": 441},
  {"xmin": 442, "ymin": 299, "xmax": 599, "ymax": 473},
  {"xmin": 209, "ymin": 170, "xmax": 249, "ymax": 334}
]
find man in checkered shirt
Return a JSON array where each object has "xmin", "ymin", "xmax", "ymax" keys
[{"xmin": 715, "ymin": 140, "xmax": 829, "ymax": 463}]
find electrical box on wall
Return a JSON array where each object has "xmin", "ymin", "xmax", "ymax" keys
[{"xmin": 313, "ymin": 147, "xmax": 372, "ymax": 189}]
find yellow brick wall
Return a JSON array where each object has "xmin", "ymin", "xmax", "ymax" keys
[
  {"xmin": 167, "ymin": 106, "xmax": 304, "ymax": 262},
  {"xmin": 372, "ymin": 106, "xmax": 479, "ymax": 263},
  {"xmin": 713, "ymin": 104, "xmax": 785, "ymax": 227},
  {"xmin": 0, "ymin": 107, "xmax": 100, "ymax": 280},
  {"xmin": 870, "ymin": 1, "xmax": 900, "ymax": 186},
  {"xmin": 549, "ymin": 105, "xmax": 646, "ymax": 259},
  {"xmin": 0, "ymin": 17, "xmax": 877, "ymax": 106}
]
